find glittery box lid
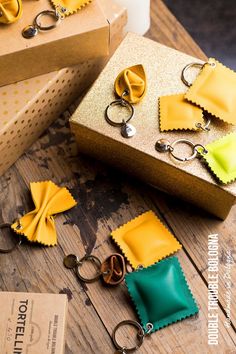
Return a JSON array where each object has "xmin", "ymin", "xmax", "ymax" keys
[{"xmin": 71, "ymin": 33, "xmax": 236, "ymax": 214}]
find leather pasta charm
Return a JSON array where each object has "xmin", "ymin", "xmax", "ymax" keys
[
  {"xmin": 198, "ymin": 132, "xmax": 236, "ymax": 184},
  {"xmin": 155, "ymin": 132, "xmax": 236, "ymax": 185},
  {"xmin": 64, "ymin": 210, "xmax": 182, "ymax": 285},
  {"xmin": 0, "ymin": 181, "xmax": 77, "ymax": 253},
  {"xmin": 111, "ymin": 210, "xmax": 181, "ymax": 269},
  {"xmin": 22, "ymin": 0, "xmax": 92, "ymax": 38},
  {"xmin": 63, "ymin": 253, "xmax": 126, "ymax": 286},
  {"xmin": 112, "ymin": 257, "xmax": 199, "ymax": 353},
  {"xmin": 182, "ymin": 58, "xmax": 236, "ymax": 125},
  {"xmin": 159, "ymin": 93, "xmax": 209, "ymax": 132},
  {"xmin": 105, "ymin": 64, "xmax": 147, "ymax": 138},
  {"xmin": 51, "ymin": 0, "xmax": 92, "ymax": 16},
  {"xmin": 0, "ymin": 0, "xmax": 22, "ymax": 24},
  {"xmin": 114, "ymin": 64, "xmax": 146, "ymax": 104}
]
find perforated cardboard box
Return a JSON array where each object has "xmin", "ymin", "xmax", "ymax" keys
[
  {"xmin": 0, "ymin": 0, "xmax": 127, "ymax": 177},
  {"xmin": 70, "ymin": 33, "xmax": 236, "ymax": 219}
]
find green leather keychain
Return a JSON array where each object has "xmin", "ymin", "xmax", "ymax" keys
[
  {"xmin": 155, "ymin": 132, "xmax": 236, "ymax": 185},
  {"xmin": 198, "ymin": 132, "xmax": 236, "ymax": 184},
  {"xmin": 112, "ymin": 257, "xmax": 198, "ymax": 353}
]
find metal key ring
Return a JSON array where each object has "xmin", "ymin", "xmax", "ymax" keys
[
  {"xmin": 181, "ymin": 60, "xmax": 217, "ymax": 87},
  {"xmin": 0, "ymin": 223, "xmax": 22, "ymax": 254},
  {"xmin": 105, "ymin": 99, "xmax": 135, "ymax": 127},
  {"xmin": 194, "ymin": 144, "xmax": 208, "ymax": 155},
  {"xmin": 170, "ymin": 139, "xmax": 198, "ymax": 162},
  {"xmin": 181, "ymin": 62, "xmax": 205, "ymax": 87},
  {"xmin": 112, "ymin": 320, "xmax": 145, "ymax": 353},
  {"xmin": 75, "ymin": 255, "xmax": 102, "ymax": 283},
  {"xmin": 34, "ymin": 10, "xmax": 61, "ymax": 31},
  {"xmin": 196, "ymin": 114, "xmax": 211, "ymax": 131}
]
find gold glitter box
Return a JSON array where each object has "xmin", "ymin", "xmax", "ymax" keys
[{"xmin": 70, "ymin": 33, "xmax": 236, "ymax": 219}]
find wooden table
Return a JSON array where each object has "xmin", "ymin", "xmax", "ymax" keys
[{"xmin": 0, "ymin": 1, "xmax": 235, "ymax": 353}]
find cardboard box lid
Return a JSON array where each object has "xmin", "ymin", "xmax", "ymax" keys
[
  {"xmin": 71, "ymin": 33, "xmax": 236, "ymax": 199},
  {"xmin": 99, "ymin": 0, "xmax": 127, "ymax": 40},
  {"xmin": 0, "ymin": 0, "xmax": 126, "ymax": 133},
  {"xmin": 0, "ymin": 0, "xmax": 110, "ymax": 86},
  {"xmin": 0, "ymin": 0, "xmax": 107, "ymax": 55}
]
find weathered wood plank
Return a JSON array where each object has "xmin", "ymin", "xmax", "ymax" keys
[
  {"xmin": 0, "ymin": 114, "xmax": 235, "ymax": 353},
  {"xmin": 147, "ymin": 0, "xmax": 206, "ymax": 60},
  {"xmin": 0, "ymin": 1, "xmax": 235, "ymax": 354}
]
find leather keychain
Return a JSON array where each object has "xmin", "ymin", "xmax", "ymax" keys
[
  {"xmin": 63, "ymin": 253, "xmax": 126, "ymax": 286},
  {"xmin": 105, "ymin": 65, "xmax": 147, "ymax": 138},
  {"xmin": 0, "ymin": 0, "xmax": 22, "ymax": 24},
  {"xmin": 159, "ymin": 93, "xmax": 211, "ymax": 132},
  {"xmin": 155, "ymin": 132, "xmax": 236, "ymax": 185},
  {"xmin": 112, "ymin": 257, "xmax": 199, "ymax": 354},
  {"xmin": 64, "ymin": 211, "xmax": 182, "ymax": 285},
  {"xmin": 182, "ymin": 58, "xmax": 236, "ymax": 126},
  {"xmin": 111, "ymin": 210, "xmax": 181, "ymax": 269},
  {"xmin": 22, "ymin": 0, "xmax": 92, "ymax": 38},
  {"xmin": 0, "ymin": 181, "xmax": 77, "ymax": 253}
]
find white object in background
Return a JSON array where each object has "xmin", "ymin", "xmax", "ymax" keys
[{"xmin": 114, "ymin": 0, "xmax": 150, "ymax": 35}]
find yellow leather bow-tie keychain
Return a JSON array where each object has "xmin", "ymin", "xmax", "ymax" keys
[
  {"xmin": 0, "ymin": 0, "xmax": 22, "ymax": 24},
  {"xmin": 0, "ymin": 181, "xmax": 77, "ymax": 253},
  {"xmin": 105, "ymin": 64, "xmax": 147, "ymax": 138}
]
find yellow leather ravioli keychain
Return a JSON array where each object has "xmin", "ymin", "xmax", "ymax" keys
[
  {"xmin": 111, "ymin": 210, "xmax": 181, "ymax": 269},
  {"xmin": 105, "ymin": 65, "xmax": 147, "ymax": 138},
  {"xmin": 0, "ymin": 181, "xmax": 77, "ymax": 253},
  {"xmin": 159, "ymin": 93, "xmax": 211, "ymax": 132},
  {"xmin": 51, "ymin": 0, "xmax": 92, "ymax": 15},
  {"xmin": 63, "ymin": 210, "xmax": 181, "ymax": 293},
  {"xmin": 22, "ymin": 0, "xmax": 92, "ymax": 38},
  {"xmin": 0, "ymin": 0, "xmax": 22, "ymax": 24},
  {"xmin": 182, "ymin": 58, "xmax": 236, "ymax": 125}
]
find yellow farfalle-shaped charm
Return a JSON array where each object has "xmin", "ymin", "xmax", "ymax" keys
[
  {"xmin": 114, "ymin": 64, "xmax": 147, "ymax": 104},
  {"xmin": 0, "ymin": 0, "xmax": 22, "ymax": 24},
  {"xmin": 11, "ymin": 181, "xmax": 77, "ymax": 246}
]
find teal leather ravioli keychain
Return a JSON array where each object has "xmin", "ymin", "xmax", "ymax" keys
[
  {"xmin": 62, "ymin": 214, "xmax": 198, "ymax": 354},
  {"xmin": 112, "ymin": 257, "xmax": 199, "ymax": 353}
]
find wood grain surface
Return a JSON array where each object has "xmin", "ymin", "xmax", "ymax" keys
[{"xmin": 0, "ymin": 1, "xmax": 235, "ymax": 353}]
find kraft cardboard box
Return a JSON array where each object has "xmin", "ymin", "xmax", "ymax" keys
[
  {"xmin": 0, "ymin": 291, "xmax": 68, "ymax": 354},
  {"xmin": 0, "ymin": 0, "xmax": 127, "ymax": 177},
  {"xmin": 70, "ymin": 33, "xmax": 236, "ymax": 220},
  {"xmin": 0, "ymin": 0, "xmax": 109, "ymax": 87}
]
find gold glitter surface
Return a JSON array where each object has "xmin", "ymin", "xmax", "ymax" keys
[{"xmin": 70, "ymin": 33, "xmax": 236, "ymax": 219}]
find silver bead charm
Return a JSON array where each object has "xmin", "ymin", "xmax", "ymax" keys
[
  {"xmin": 22, "ymin": 25, "xmax": 38, "ymax": 38},
  {"xmin": 155, "ymin": 139, "xmax": 171, "ymax": 152},
  {"xmin": 121, "ymin": 123, "xmax": 136, "ymax": 138}
]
